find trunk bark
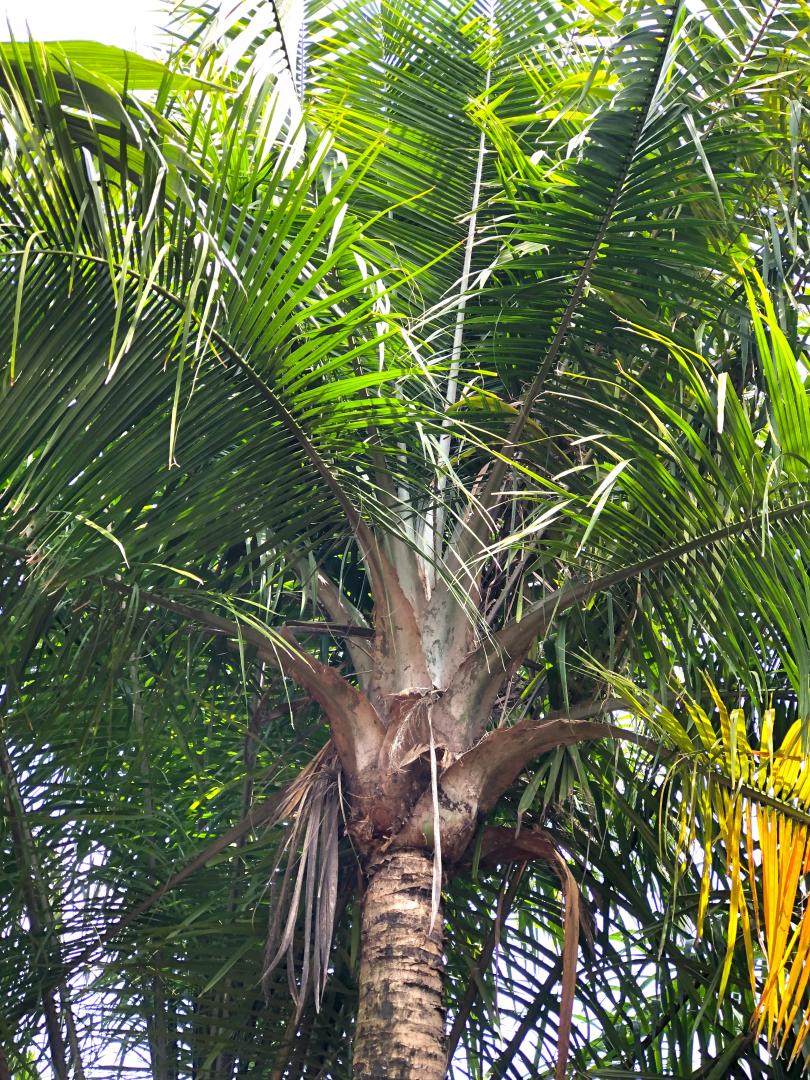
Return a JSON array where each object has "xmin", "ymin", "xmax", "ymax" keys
[{"xmin": 353, "ymin": 848, "xmax": 446, "ymax": 1079}]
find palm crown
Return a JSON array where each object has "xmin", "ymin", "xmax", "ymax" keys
[{"xmin": 1, "ymin": 0, "xmax": 809, "ymax": 1076}]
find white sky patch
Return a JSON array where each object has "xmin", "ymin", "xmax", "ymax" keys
[{"xmin": 0, "ymin": 0, "xmax": 167, "ymax": 55}]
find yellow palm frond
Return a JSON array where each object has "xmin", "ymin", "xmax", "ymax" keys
[{"xmin": 616, "ymin": 675, "xmax": 810, "ymax": 1063}]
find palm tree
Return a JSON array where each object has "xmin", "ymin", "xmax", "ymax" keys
[{"xmin": 1, "ymin": 0, "xmax": 809, "ymax": 1075}]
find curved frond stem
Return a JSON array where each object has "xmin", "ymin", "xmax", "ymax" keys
[
  {"xmin": 438, "ymin": 498, "xmax": 810, "ymax": 749},
  {"xmin": 444, "ymin": 864, "xmax": 525, "ymax": 1061},
  {"xmin": 102, "ymin": 579, "xmax": 384, "ymax": 780},
  {"xmin": 733, "ymin": 0, "xmax": 782, "ymax": 80},
  {"xmin": 439, "ymin": 711, "xmax": 810, "ymax": 828},
  {"xmin": 495, "ymin": 497, "xmax": 810, "ymax": 660}
]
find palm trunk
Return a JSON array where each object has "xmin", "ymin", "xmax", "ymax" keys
[{"xmin": 353, "ymin": 849, "xmax": 446, "ymax": 1079}]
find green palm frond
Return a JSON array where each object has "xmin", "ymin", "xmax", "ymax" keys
[{"xmin": 1, "ymin": 0, "xmax": 809, "ymax": 1076}]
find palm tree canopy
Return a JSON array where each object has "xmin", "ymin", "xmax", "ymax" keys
[{"xmin": 1, "ymin": 0, "xmax": 809, "ymax": 1076}]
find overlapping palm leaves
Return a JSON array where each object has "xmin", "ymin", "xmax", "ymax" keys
[
  {"xmin": 619, "ymin": 676, "xmax": 810, "ymax": 1066},
  {"xmin": 0, "ymin": 0, "xmax": 809, "ymax": 1076},
  {"xmin": 441, "ymin": 277, "xmax": 810, "ymax": 1076}
]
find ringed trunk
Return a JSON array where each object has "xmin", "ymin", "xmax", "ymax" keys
[{"xmin": 353, "ymin": 848, "xmax": 446, "ymax": 1079}]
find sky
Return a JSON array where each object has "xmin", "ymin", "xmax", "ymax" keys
[{"xmin": 0, "ymin": 0, "xmax": 166, "ymax": 54}]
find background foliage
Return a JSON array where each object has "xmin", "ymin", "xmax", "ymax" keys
[{"xmin": 1, "ymin": 0, "xmax": 809, "ymax": 1075}]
